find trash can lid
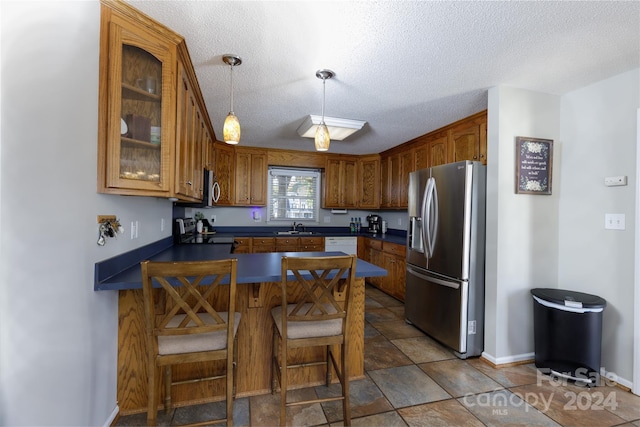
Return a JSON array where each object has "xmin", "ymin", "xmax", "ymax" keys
[{"xmin": 531, "ymin": 288, "xmax": 606, "ymax": 309}]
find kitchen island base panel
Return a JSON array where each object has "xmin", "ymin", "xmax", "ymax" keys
[{"xmin": 117, "ymin": 278, "xmax": 365, "ymax": 414}]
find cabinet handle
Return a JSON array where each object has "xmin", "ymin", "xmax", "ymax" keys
[{"xmin": 187, "ymin": 180, "xmax": 192, "ymax": 186}]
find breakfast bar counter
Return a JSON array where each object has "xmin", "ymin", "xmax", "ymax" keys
[{"xmin": 95, "ymin": 241, "xmax": 386, "ymax": 414}]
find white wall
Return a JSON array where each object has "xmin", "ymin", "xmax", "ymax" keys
[
  {"xmin": 0, "ymin": 2, "xmax": 173, "ymax": 425},
  {"xmin": 558, "ymin": 69, "xmax": 639, "ymax": 385},
  {"xmin": 485, "ymin": 70, "xmax": 639, "ymax": 388},
  {"xmin": 484, "ymin": 86, "xmax": 561, "ymax": 364}
]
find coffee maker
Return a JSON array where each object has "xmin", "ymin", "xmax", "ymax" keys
[{"xmin": 366, "ymin": 214, "xmax": 382, "ymax": 234}]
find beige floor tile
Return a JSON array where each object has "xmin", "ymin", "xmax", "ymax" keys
[
  {"xmin": 593, "ymin": 385, "xmax": 640, "ymax": 421},
  {"xmin": 370, "ymin": 319, "xmax": 425, "ymax": 340},
  {"xmin": 365, "ymin": 307, "xmax": 399, "ymax": 324},
  {"xmin": 419, "ymin": 359, "xmax": 503, "ymax": 398},
  {"xmin": 459, "ymin": 389, "xmax": 561, "ymax": 426},
  {"xmin": 510, "ymin": 381, "xmax": 628, "ymax": 426},
  {"xmin": 387, "ymin": 305, "xmax": 405, "ymax": 319},
  {"xmin": 368, "ymin": 365, "xmax": 451, "ymax": 409},
  {"xmin": 468, "ymin": 359, "xmax": 540, "ymax": 388},
  {"xmin": 391, "ymin": 335, "xmax": 456, "ymax": 364},
  {"xmin": 364, "ymin": 335, "xmax": 413, "ymax": 371},
  {"xmin": 397, "ymin": 399, "xmax": 485, "ymax": 427},
  {"xmin": 334, "ymin": 410, "xmax": 408, "ymax": 426}
]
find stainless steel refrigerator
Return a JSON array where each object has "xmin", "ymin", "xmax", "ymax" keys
[{"xmin": 406, "ymin": 160, "xmax": 486, "ymax": 359}]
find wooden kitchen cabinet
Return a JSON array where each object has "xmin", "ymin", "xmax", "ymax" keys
[
  {"xmin": 98, "ymin": 0, "xmax": 217, "ymax": 201},
  {"xmin": 213, "ymin": 142, "xmax": 234, "ymax": 206},
  {"xmin": 448, "ymin": 112, "xmax": 487, "ymax": 165},
  {"xmin": 232, "ymin": 237, "xmax": 251, "ymax": 254},
  {"xmin": 323, "ymin": 156, "xmax": 358, "ymax": 208},
  {"xmin": 380, "ymin": 147, "xmax": 413, "ymax": 209},
  {"xmin": 362, "ymin": 238, "xmax": 406, "ymax": 301},
  {"xmin": 98, "ymin": 2, "xmax": 179, "ymax": 196},
  {"xmin": 275, "ymin": 237, "xmax": 299, "ymax": 252},
  {"xmin": 174, "ymin": 56, "xmax": 208, "ymax": 201},
  {"xmin": 252, "ymin": 237, "xmax": 275, "ymax": 253},
  {"xmin": 382, "ymin": 241, "xmax": 406, "ymax": 301},
  {"xmin": 234, "ymin": 147, "xmax": 267, "ymax": 206},
  {"xmin": 259, "ymin": 236, "xmax": 324, "ymax": 252},
  {"xmin": 358, "ymin": 155, "xmax": 381, "ymax": 209},
  {"xmin": 362, "ymin": 238, "xmax": 382, "ymax": 288},
  {"xmin": 300, "ymin": 236, "xmax": 324, "ymax": 252}
]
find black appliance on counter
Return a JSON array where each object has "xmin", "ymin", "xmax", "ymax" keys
[
  {"xmin": 366, "ymin": 214, "xmax": 382, "ymax": 234},
  {"xmin": 173, "ymin": 218, "xmax": 234, "ymax": 245}
]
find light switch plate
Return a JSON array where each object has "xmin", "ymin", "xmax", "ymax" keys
[{"xmin": 605, "ymin": 213, "xmax": 625, "ymax": 230}]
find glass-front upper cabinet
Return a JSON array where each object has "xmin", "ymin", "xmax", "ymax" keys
[{"xmin": 98, "ymin": 4, "xmax": 177, "ymax": 196}]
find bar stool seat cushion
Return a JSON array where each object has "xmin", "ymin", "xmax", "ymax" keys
[
  {"xmin": 158, "ymin": 312, "xmax": 241, "ymax": 355},
  {"xmin": 271, "ymin": 303, "xmax": 340, "ymax": 339}
]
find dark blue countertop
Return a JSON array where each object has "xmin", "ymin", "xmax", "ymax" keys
[
  {"xmin": 95, "ymin": 238, "xmax": 387, "ymax": 291},
  {"xmin": 214, "ymin": 226, "xmax": 407, "ymax": 246}
]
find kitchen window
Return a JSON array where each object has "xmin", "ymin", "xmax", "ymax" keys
[{"xmin": 267, "ymin": 168, "xmax": 320, "ymax": 222}]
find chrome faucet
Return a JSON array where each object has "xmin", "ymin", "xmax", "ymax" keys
[{"xmin": 292, "ymin": 222, "xmax": 304, "ymax": 232}]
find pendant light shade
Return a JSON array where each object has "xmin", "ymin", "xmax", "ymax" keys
[
  {"xmin": 315, "ymin": 123, "xmax": 330, "ymax": 151},
  {"xmin": 223, "ymin": 113, "xmax": 240, "ymax": 145},
  {"xmin": 314, "ymin": 69, "xmax": 334, "ymax": 152},
  {"xmin": 222, "ymin": 55, "xmax": 242, "ymax": 145}
]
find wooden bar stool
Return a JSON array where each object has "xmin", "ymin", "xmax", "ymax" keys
[
  {"xmin": 270, "ymin": 254, "xmax": 357, "ymax": 426},
  {"xmin": 141, "ymin": 259, "xmax": 240, "ymax": 426}
]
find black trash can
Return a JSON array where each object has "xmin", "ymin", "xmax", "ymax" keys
[{"xmin": 531, "ymin": 288, "xmax": 606, "ymax": 385}]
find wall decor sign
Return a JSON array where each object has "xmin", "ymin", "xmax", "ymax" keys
[{"xmin": 515, "ymin": 136, "xmax": 553, "ymax": 195}]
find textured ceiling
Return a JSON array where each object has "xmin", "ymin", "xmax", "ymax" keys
[{"xmin": 128, "ymin": 0, "xmax": 640, "ymax": 155}]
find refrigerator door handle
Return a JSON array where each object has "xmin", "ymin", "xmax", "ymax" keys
[
  {"xmin": 420, "ymin": 179, "xmax": 430, "ymax": 257},
  {"xmin": 422, "ymin": 177, "xmax": 438, "ymax": 258},
  {"xmin": 407, "ymin": 266, "xmax": 460, "ymax": 290}
]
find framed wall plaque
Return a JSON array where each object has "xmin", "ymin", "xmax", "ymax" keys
[{"xmin": 515, "ymin": 137, "xmax": 553, "ymax": 195}]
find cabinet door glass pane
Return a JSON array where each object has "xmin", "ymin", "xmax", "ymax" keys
[{"xmin": 120, "ymin": 45, "xmax": 162, "ymax": 182}]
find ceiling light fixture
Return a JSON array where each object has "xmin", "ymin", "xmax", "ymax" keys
[
  {"xmin": 314, "ymin": 69, "xmax": 334, "ymax": 151},
  {"xmin": 297, "ymin": 115, "xmax": 367, "ymax": 141},
  {"xmin": 222, "ymin": 54, "xmax": 242, "ymax": 145}
]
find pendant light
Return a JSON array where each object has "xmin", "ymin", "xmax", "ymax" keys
[
  {"xmin": 315, "ymin": 69, "xmax": 334, "ymax": 151},
  {"xmin": 222, "ymin": 54, "xmax": 242, "ymax": 145}
]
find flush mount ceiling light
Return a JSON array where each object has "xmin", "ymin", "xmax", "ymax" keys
[
  {"xmin": 222, "ymin": 54, "xmax": 242, "ymax": 145},
  {"xmin": 296, "ymin": 115, "xmax": 367, "ymax": 141},
  {"xmin": 298, "ymin": 69, "xmax": 366, "ymax": 149}
]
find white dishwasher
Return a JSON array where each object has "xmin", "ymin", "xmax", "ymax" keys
[{"xmin": 324, "ymin": 236, "xmax": 358, "ymax": 255}]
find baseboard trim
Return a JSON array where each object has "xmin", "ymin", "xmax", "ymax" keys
[
  {"xmin": 105, "ymin": 404, "xmax": 119, "ymax": 427},
  {"xmin": 480, "ymin": 353, "xmax": 634, "ymax": 392},
  {"xmin": 480, "ymin": 351, "xmax": 534, "ymax": 367}
]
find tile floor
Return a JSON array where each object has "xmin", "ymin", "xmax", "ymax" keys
[{"xmin": 115, "ymin": 285, "xmax": 640, "ymax": 427}]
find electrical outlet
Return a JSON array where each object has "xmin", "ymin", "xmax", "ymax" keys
[
  {"xmin": 397, "ymin": 218, "xmax": 402, "ymax": 226},
  {"xmin": 135, "ymin": 220, "xmax": 139, "ymax": 238},
  {"xmin": 130, "ymin": 221, "xmax": 136, "ymax": 239},
  {"xmin": 161, "ymin": 218, "xmax": 165, "ymax": 231},
  {"xmin": 324, "ymin": 216, "xmax": 331, "ymax": 223}
]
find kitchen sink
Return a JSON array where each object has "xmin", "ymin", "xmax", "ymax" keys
[{"xmin": 275, "ymin": 231, "xmax": 318, "ymax": 235}]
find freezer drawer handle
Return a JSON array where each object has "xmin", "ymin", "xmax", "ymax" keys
[{"xmin": 407, "ymin": 266, "xmax": 460, "ymax": 289}]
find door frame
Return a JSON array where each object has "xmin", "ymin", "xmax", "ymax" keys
[{"xmin": 634, "ymin": 108, "xmax": 640, "ymax": 395}]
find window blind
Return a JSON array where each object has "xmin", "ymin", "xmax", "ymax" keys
[{"xmin": 267, "ymin": 168, "xmax": 321, "ymax": 222}]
